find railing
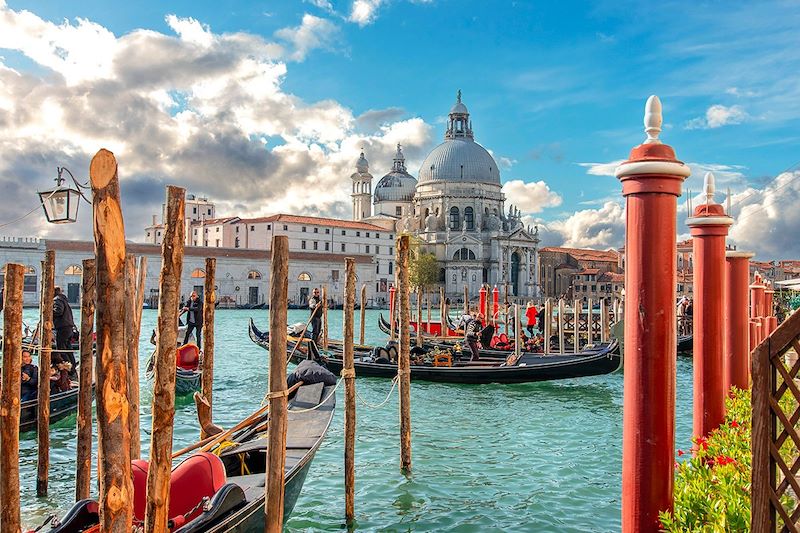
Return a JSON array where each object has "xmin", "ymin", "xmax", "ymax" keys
[{"xmin": 752, "ymin": 307, "xmax": 800, "ymax": 532}]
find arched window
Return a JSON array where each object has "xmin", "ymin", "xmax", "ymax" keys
[
  {"xmin": 298, "ymin": 272, "xmax": 312, "ymax": 281},
  {"xmin": 191, "ymin": 268, "xmax": 205, "ymax": 278},
  {"xmin": 64, "ymin": 264, "xmax": 82, "ymax": 275},
  {"xmin": 449, "ymin": 206, "xmax": 460, "ymax": 230},
  {"xmin": 453, "ymin": 248, "xmax": 476, "ymax": 261},
  {"xmin": 247, "ymin": 270, "xmax": 262, "ymax": 279},
  {"xmin": 464, "ymin": 207, "xmax": 474, "ymax": 230}
]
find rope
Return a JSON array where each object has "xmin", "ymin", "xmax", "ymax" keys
[
  {"xmin": 288, "ymin": 377, "xmax": 342, "ymax": 414},
  {"xmin": 355, "ymin": 375, "xmax": 398, "ymax": 409},
  {"xmin": 265, "ymin": 389, "xmax": 289, "ymax": 399}
]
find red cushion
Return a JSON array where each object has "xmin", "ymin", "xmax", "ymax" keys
[
  {"xmin": 499, "ymin": 333, "xmax": 509, "ymax": 344},
  {"xmin": 176, "ymin": 344, "xmax": 200, "ymax": 370},
  {"xmin": 168, "ymin": 452, "xmax": 227, "ymax": 522},
  {"xmin": 131, "ymin": 460, "xmax": 149, "ymax": 521}
]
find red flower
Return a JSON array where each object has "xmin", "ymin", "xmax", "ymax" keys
[
  {"xmin": 715, "ymin": 455, "xmax": 736, "ymax": 466},
  {"xmin": 677, "ymin": 449, "xmax": 685, "ymax": 457},
  {"xmin": 696, "ymin": 436, "xmax": 709, "ymax": 450},
  {"xmin": 674, "ymin": 461, "xmax": 680, "ymax": 470},
  {"xmin": 730, "ymin": 420, "xmax": 740, "ymax": 428}
]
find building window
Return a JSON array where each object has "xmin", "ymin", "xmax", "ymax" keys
[
  {"xmin": 234, "ymin": 237, "xmax": 240, "ymax": 248},
  {"xmin": 464, "ymin": 207, "xmax": 474, "ymax": 230},
  {"xmin": 248, "ymin": 270, "xmax": 262, "ymax": 279},
  {"xmin": 191, "ymin": 268, "xmax": 205, "ymax": 278},
  {"xmin": 390, "ymin": 247, "xmax": 393, "ymax": 255},
  {"xmin": 366, "ymin": 232, "xmax": 370, "ymax": 238},
  {"xmin": 283, "ymin": 225, "xmax": 288, "ymax": 230},
  {"xmin": 302, "ymin": 226, "xmax": 307, "ymax": 232},
  {"xmin": 298, "ymin": 272, "xmax": 312, "ymax": 281},
  {"xmin": 235, "ymin": 226, "xmax": 239, "ymax": 233},
  {"xmin": 193, "ymin": 207, "xmax": 197, "ymax": 214},
  {"xmin": 376, "ymin": 263, "xmax": 380, "ymax": 274},
  {"xmin": 64, "ymin": 264, "xmax": 82, "ymax": 275},
  {"xmin": 341, "ymin": 243, "xmax": 346, "ymax": 252},
  {"xmin": 215, "ymin": 239, "xmax": 220, "ymax": 247},
  {"xmin": 193, "ymin": 229, "xmax": 197, "ymax": 235},
  {"xmin": 356, "ymin": 231, "xmax": 361, "ymax": 237},
  {"xmin": 342, "ymin": 230, "xmax": 346, "ymax": 236},
  {"xmin": 376, "ymin": 246, "xmax": 380, "ymax": 254},
  {"xmin": 389, "ymin": 262, "xmax": 393, "ymax": 275},
  {"xmin": 208, "ymin": 209, "xmax": 212, "ymax": 215},
  {"xmin": 314, "ymin": 227, "xmax": 318, "ymax": 233},
  {"xmin": 313, "ymin": 241, "xmax": 318, "ymax": 250},
  {"xmin": 449, "ymin": 206, "xmax": 460, "ymax": 230},
  {"xmin": 23, "ymin": 266, "xmax": 37, "ymax": 292},
  {"xmin": 252, "ymin": 225, "xmax": 256, "ymax": 231},
  {"xmin": 216, "ymin": 227, "xmax": 220, "ymax": 232},
  {"xmin": 366, "ymin": 245, "xmax": 370, "ymax": 253},
  {"xmin": 396, "ymin": 206, "xmax": 402, "ymax": 216},
  {"xmin": 301, "ymin": 241, "xmax": 307, "ymax": 250},
  {"xmin": 331, "ymin": 270, "xmax": 339, "ymax": 282},
  {"xmin": 325, "ymin": 228, "xmax": 330, "ymax": 234},
  {"xmin": 325, "ymin": 242, "xmax": 330, "ymax": 251},
  {"xmin": 453, "ymin": 248, "xmax": 476, "ymax": 260}
]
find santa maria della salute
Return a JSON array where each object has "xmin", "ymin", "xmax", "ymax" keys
[{"xmin": 354, "ymin": 91, "xmax": 541, "ymax": 299}]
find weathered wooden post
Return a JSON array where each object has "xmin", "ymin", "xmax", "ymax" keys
[
  {"xmin": 617, "ymin": 96, "xmax": 689, "ymax": 531},
  {"xmin": 557, "ymin": 299, "xmax": 565, "ymax": 354},
  {"xmin": 200, "ymin": 257, "xmax": 216, "ymax": 439},
  {"xmin": 359, "ymin": 284, "xmax": 366, "ymax": 346},
  {"xmin": 343, "ymin": 258, "xmax": 357, "ymax": 525},
  {"xmin": 124, "ymin": 255, "xmax": 140, "ymax": 459},
  {"xmin": 544, "ymin": 298, "xmax": 552, "ymax": 354},
  {"xmin": 600, "ymin": 299, "xmax": 608, "ymax": 343},
  {"xmin": 514, "ymin": 303, "xmax": 521, "ymax": 360},
  {"xmin": 724, "ymin": 251, "xmax": 753, "ymax": 392},
  {"xmin": 76, "ymin": 258, "xmax": 96, "ymax": 500},
  {"xmin": 90, "ymin": 149, "xmax": 133, "ymax": 531},
  {"xmin": 426, "ymin": 290, "xmax": 432, "ymax": 332},
  {"xmin": 1, "ymin": 264, "xmax": 24, "ymax": 533},
  {"xmin": 144, "ymin": 185, "xmax": 186, "ymax": 533},
  {"xmin": 463, "ymin": 284, "xmax": 469, "ymax": 316},
  {"xmin": 587, "ymin": 298, "xmax": 594, "ymax": 345},
  {"xmin": 37, "ymin": 249, "xmax": 55, "ymax": 497},
  {"xmin": 397, "ymin": 235, "xmax": 412, "ymax": 473},
  {"xmin": 503, "ymin": 283, "xmax": 510, "ymax": 336},
  {"xmin": 266, "ymin": 235, "xmax": 289, "ymax": 532},
  {"xmin": 687, "ymin": 172, "xmax": 733, "ymax": 438},
  {"xmin": 322, "ymin": 285, "xmax": 329, "ymax": 351},
  {"xmin": 573, "ymin": 299, "xmax": 581, "ymax": 353},
  {"xmin": 389, "ymin": 285, "xmax": 397, "ymax": 341},
  {"xmin": 439, "ymin": 286, "xmax": 446, "ymax": 337},
  {"xmin": 129, "ymin": 256, "xmax": 147, "ymax": 459},
  {"xmin": 416, "ymin": 286, "xmax": 423, "ymax": 347}
]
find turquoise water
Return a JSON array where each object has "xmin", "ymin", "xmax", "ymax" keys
[{"xmin": 16, "ymin": 308, "xmax": 694, "ymax": 532}]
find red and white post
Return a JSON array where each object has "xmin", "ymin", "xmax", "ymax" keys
[
  {"xmin": 724, "ymin": 250, "xmax": 754, "ymax": 392},
  {"xmin": 749, "ymin": 274, "xmax": 765, "ymax": 346},
  {"xmin": 616, "ymin": 96, "xmax": 690, "ymax": 532},
  {"xmin": 687, "ymin": 172, "xmax": 733, "ymax": 438}
]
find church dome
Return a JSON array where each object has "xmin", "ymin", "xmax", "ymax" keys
[
  {"xmin": 351, "ymin": 150, "xmax": 372, "ymax": 180},
  {"xmin": 374, "ymin": 144, "xmax": 417, "ymax": 203},
  {"xmin": 417, "ymin": 91, "xmax": 500, "ymax": 185}
]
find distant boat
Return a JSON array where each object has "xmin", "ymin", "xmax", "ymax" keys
[{"xmin": 20, "ymin": 385, "xmax": 93, "ymax": 433}]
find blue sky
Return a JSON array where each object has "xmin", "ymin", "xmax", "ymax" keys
[{"xmin": 1, "ymin": 0, "xmax": 799, "ymax": 257}]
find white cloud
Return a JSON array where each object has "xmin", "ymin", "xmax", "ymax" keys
[
  {"xmin": 274, "ymin": 13, "xmax": 341, "ymax": 61},
  {"xmin": 576, "ymin": 160, "xmax": 625, "ymax": 176},
  {"xmin": 0, "ymin": 4, "xmax": 434, "ymax": 241},
  {"xmin": 685, "ymin": 104, "xmax": 749, "ymax": 129},
  {"xmin": 549, "ymin": 201, "xmax": 626, "ymax": 249},
  {"xmin": 349, "ymin": 0, "xmax": 384, "ymax": 26},
  {"xmin": 501, "ymin": 179, "xmax": 562, "ymax": 214}
]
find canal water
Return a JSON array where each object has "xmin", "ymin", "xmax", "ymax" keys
[{"xmin": 16, "ymin": 308, "xmax": 693, "ymax": 532}]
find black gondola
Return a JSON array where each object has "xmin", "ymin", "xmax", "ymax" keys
[
  {"xmin": 20, "ymin": 386, "xmax": 89, "ymax": 433},
  {"xmin": 677, "ymin": 334, "xmax": 693, "ymax": 356},
  {"xmin": 249, "ymin": 319, "xmax": 621, "ymax": 385},
  {"xmin": 45, "ymin": 381, "xmax": 335, "ymax": 532}
]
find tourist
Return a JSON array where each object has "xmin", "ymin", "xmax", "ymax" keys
[
  {"xmin": 308, "ymin": 288, "xmax": 324, "ymax": 344},
  {"xmin": 53, "ymin": 287, "xmax": 77, "ymax": 369},
  {"xmin": 181, "ymin": 290, "xmax": 204, "ymax": 349},
  {"xmin": 525, "ymin": 301, "xmax": 537, "ymax": 335},
  {"xmin": 464, "ymin": 312, "xmax": 484, "ymax": 361},
  {"xmin": 536, "ymin": 305, "xmax": 545, "ymax": 332},
  {"xmin": 20, "ymin": 349, "xmax": 38, "ymax": 401},
  {"xmin": 50, "ymin": 354, "xmax": 72, "ymax": 393}
]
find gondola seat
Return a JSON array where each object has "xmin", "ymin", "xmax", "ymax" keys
[
  {"xmin": 177, "ymin": 344, "xmax": 200, "ymax": 371},
  {"xmin": 132, "ymin": 459, "xmax": 150, "ymax": 520}
]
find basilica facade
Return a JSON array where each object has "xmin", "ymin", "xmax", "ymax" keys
[{"xmin": 352, "ymin": 92, "xmax": 541, "ymax": 299}]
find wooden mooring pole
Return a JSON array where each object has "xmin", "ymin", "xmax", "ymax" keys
[
  {"xmin": 90, "ymin": 148, "xmax": 133, "ymax": 532},
  {"xmin": 416, "ymin": 286, "xmax": 423, "ymax": 347},
  {"xmin": 322, "ymin": 285, "xmax": 329, "ymax": 351},
  {"xmin": 359, "ymin": 284, "xmax": 366, "ymax": 346},
  {"xmin": 200, "ymin": 258, "xmax": 216, "ymax": 439},
  {"xmin": 397, "ymin": 235, "xmax": 412, "ymax": 473},
  {"xmin": 544, "ymin": 299, "xmax": 552, "ymax": 355},
  {"xmin": 343, "ymin": 258, "xmax": 357, "ymax": 525},
  {"xmin": 463, "ymin": 284, "xmax": 468, "ymax": 316},
  {"xmin": 76, "ymin": 258, "xmax": 96, "ymax": 500},
  {"xmin": 144, "ymin": 185, "xmax": 186, "ymax": 533},
  {"xmin": 266, "ymin": 235, "xmax": 290, "ymax": 532},
  {"xmin": 37, "ymin": 249, "xmax": 55, "ymax": 497},
  {"xmin": 557, "ymin": 299, "xmax": 565, "ymax": 354},
  {"xmin": 130, "ymin": 257, "xmax": 147, "ymax": 459},
  {"xmin": 1, "ymin": 264, "xmax": 24, "ymax": 533},
  {"xmin": 600, "ymin": 299, "xmax": 608, "ymax": 343},
  {"xmin": 124, "ymin": 255, "xmax": 140, "ymax": 459},
  {"xmin": 439, "ymin": 286, "xmax": 446, "ymax": 336}
]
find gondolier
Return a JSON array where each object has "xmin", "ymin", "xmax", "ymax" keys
[
  {"xmin": 464, "ymin": 312, "xmax": 484, "ymax": 361},
  {"xmin": 53, "ymin": 286, "xmax": 77, "ymax": 370},
  {"xmin": 309, "ymin": 287, "xmax": 324, "ymax": 344},
  {"xmin": 182, "ymin": 290, "xmax": 204, "ymax": 349}
]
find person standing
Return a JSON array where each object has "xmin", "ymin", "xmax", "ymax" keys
[
  {"xmin": 525, "ymin": 301, "xmax": 538, "ymax": 336},
  {"xmin": 21, "ymin": 349, "xmax": 38, "ymax": 401},
  {"xmin": 464, "ymin": 312, "xmax": 484, "ymax": 361},
  {"xmin": 308, "ymin": 287, "xmax": 324, "ymax": 344},
  {"xmin": 182, "ymin": 290, "xmax": 204, "ymax": 349},
  {"xmin": 53, "ymin": 286, "xmax": 77, "ymax": 369}
]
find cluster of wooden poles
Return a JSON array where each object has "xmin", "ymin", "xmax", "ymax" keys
[{"xmin": 748, "ymin": 271, "xmax": 778, "ymax": 350}]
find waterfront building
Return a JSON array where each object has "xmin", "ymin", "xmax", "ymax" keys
[{"xmin": 538, "ymin": 246, "xmax": 621, "ymax": 299}]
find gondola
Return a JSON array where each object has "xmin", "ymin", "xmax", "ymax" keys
[
  {"xmin": 613, "ymin": 319, "xmax": 694, "ymax": 358},
  {"xmin": 250, "ymin": 319, "xmax": 621, "ymax": 384},
  {"xmin": 19, "ymin": 385, "xmax": 91, "ymax": 433},
  {"xmin": 43, "ymin": 381, "xmax": 335, "ymax": 532},
  {"xmin": 146, "ymin": 344, "xmax": 202, "ymax": 396},
  {"xmin": 378, "ymin": 313, "xmax": 460, "ymax": 338}
]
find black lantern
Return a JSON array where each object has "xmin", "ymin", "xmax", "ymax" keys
[{"xmin": 38, "ymin": 167, "xmax": 82, "ymax": 224}]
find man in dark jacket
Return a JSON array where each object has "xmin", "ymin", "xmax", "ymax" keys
[
  {"xmin": 308, "ymin": 288, "xmax": 324, "ymax": 344},
  {"xmin": 53, "ymin": 286, "xmax": 77, "ymax": 369},
  {"xmin": 464, "ymin": 312, "xmax": 484, "ymax": 361},
  {"xmin": 182, "ymin": 291, "xmax": 204, "ymax": 349},
  {"xmin": 21, "ymin": 349, "xmax": 38, "ymax": 401}
]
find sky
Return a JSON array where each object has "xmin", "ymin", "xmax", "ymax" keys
[{"xmin": 1, "ymin": 0, "xmax": 799, "ymax": 259}]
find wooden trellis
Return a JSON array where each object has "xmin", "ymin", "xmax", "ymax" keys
[{"xmin": 752, "ymin": 307, "xmax": 800, "ymax": 532}]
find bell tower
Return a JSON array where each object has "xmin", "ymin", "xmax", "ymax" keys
[{"xmin": 351, "ymin": 150, "xmax": 373, "ymax": 220}]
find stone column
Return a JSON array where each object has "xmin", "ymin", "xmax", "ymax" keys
[{"xmin": 616, "ymin": 96, "xmax": 690, "ymax": 532}]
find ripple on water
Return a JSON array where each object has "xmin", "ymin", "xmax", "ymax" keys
[{"xmin": 14, "ymin": 309, "xmax": 694, "ymax": 532}]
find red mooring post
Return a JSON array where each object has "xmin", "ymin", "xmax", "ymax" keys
[
  {"xmin": 749, "ymin": 274, "xmax": 765, "ymax": 345},
  {"xmin": 724, "ymin": 250, "xmax": 754, "ymax": 392},
  {"xmin": 764, "ymin": 285, "xmax": 775, "ymax": 336},
  {"xmin": 479, "ymin": 285, "xmax": 487, "ymax": 319},
  {"xmin": 491, "ymin": 286, "xmax": 499, "ymax": 323},
  {"xmin": 687, "ymin": 172, "xmax": 733, "ymax": 438},
  {"xmin": 616, "ymin": 95, "xmax": 690, "ymax": 532}
]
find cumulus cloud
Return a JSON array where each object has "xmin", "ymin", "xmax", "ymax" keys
[
  {"xmin": 576, "ymin": 160, "xmax": 625, "ymax": 176},
  {"xmin": 549, "ymin": 201, "xmax": 626, "ymax": 249},
  {"xmin": 349, "ymin": 0, "xmax": 383, "ymax": 26},
  {"xmin": 0, "ymin": 5, "xmax": 434, "ymax": 241},
  {"xmin": 685, "ymin": 104, "xmax": 749, "ymax": 129},
  {"xmin": 501, "ymin": 179, "xmax": 562, "ymax": 214},
  {"xmin": 274, "ymin": 13, "xmax": 341, "ymax": 61}
]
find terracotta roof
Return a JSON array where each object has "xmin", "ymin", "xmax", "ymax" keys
[
  {"xmin": 196, "ymin": 217, "xmax": 239, "ymax": 225},
  {"xmin": 540, "ymin": 246, "xmax": 619, "ymax": 262},
  {"xmin": 236, "ymin": 214, "xmax": 388, "ymax": 232},
  {"xmin": 554, "ymin": 263, "xmax": 577, "ymax": 270},
  {"xmin": 676, "ymin": 271, "xmax": 694, "ymax": 282},
  {"xmin": 576, "ymin": 268, "xmax": 600, "ymax": 275},
  {"xmin": 44, "ymin": 239, "xmax": 374, "ymax": 263},
  {"xmin": 598, "ymin": 272, "xmax": 625, "ymax": 282}
]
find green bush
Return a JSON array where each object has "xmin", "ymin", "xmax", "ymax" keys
[{"xmin": 660, "ymin": 388, "xmax": 752, "ymax": 532}]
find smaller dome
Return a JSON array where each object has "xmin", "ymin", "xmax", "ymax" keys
[
  {"xmin": 374, "ymin": 171, "xmax": 417, "ymax": 203},
  {"xmin": 450, "ymin": 89, "xmax": 468, "ymax": 115},
  {"xmin": 355, "ymin": 150, "xmax": 369, "ymax": 173}
]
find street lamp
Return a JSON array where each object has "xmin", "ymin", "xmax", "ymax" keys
[{"xmin": 38, "ymin": 167, "xmax": 86, "ymax": 224}]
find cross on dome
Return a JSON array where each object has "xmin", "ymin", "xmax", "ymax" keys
[{"xmin": 392, "ymin": 143, "xmax": 407, "ymax": 172}]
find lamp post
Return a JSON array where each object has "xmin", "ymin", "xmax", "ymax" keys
[{"xmin": 38, "ymin": 167, "xmax": 87, "ymax": 224}]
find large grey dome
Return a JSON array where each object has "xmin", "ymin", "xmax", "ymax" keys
[
  {"xmin": 418, "ymin": 138, "xmax": 500, "ymax": 184},
  {"xmin": 374, "ymin": 143, "xmax": 417, "ymax": 203}
]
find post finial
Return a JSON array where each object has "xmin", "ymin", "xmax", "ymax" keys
[
  {"xmin": 703, "ymin": 172, "xmax": 716, "ymax": 204},
  {"xmin": 457, "ymin": 89, "xmax": 462, "ymax": 103},
  {"xmin": 643, "ymin": 95, "xmax": 663, "ymax": 144}
]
